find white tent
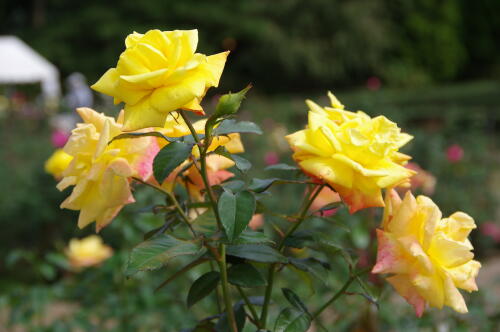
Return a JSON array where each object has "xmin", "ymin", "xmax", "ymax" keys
[{"xmin": 0, "ymin": 36, "xmax": 60, "ymax": 98}]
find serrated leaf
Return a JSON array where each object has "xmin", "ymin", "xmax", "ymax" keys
[
  {"xmin": 213, "ymin": 146, "xmax": 251, "ymax": 172},
  {"xmin": 109, "ymin": 131, "xmax": 172, "ymax": 144},
  {"xmin": 187, "ymin": 271, "xmax": 220, "ymax": 308},
  {"xmin": 274, "ymin": 307, "xmax": 311, "ymax": 332},
  {"xmin": 126, "ymin": 234, "xmax": 201, "ymax": 276},
  {"xmin": 282, "ymin": 288, "xmax": 310, "ymax": 316},
  {"xmin": 265, "ymin": 163, "xmax": 299, "ymax": 171},
  {"xmin": 232, "ymin": 229, "xmax": 273, "ymax": 245},
  {"xmin": 228, "ymin": 263, "xmax": 267, "ymax": 288},
  {"xmin": 218, "ymin": 191, "xmax": 256, "ymax": 242},
  {"xmin": 226, "ymin": 244, "xmax": 287, "ymax": 263},
  {"xmin": 153, "ymin": 141, "xmax": 193, "ymax": 183},
  {"xmin": 213, "ymin": 119, "xmax": 262, "ymax": 136},
  {"xmin": 248, "ymin": 178, "xmax": 280, "ymax": 193},
  {"xmin": 221, "ymin": 180, "xmax": 246, "ymax": 192},
  {"xmin": 289, "ymin": 258, "xmax": 330, "ymax": 285}
]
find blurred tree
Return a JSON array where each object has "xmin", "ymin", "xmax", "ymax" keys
[{"xmin": 0, "ymin": 0, "xmax": 498, "ymax": 90}]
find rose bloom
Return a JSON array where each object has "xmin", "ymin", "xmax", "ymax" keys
[
  {"xmin": 372, "ymin": 189, "xmax": 480, "ymax": 316},
  {"xmin": 92, "ymin": 29, "xmax": 229, "ymax": 131},
  {"xmin": 66, "ymin": 235, "xmax": 113, "ymax": 269},
  {"xmin": 45, "ymin": 149, "xmax": 73, "ymax": 179},
  {"xmin": 446, "ymin": 144, "xmax": 464, "ymax": 163},
  {"xmin": 57, "ymin": 108, "xmax": 158, "ymax": 231},
  {"xmin": 286, "ymin": 92, "xmax": 415, "ymax": 213}
]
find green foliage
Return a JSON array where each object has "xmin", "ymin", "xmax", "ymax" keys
[
  {"xmin": 126, "ymin": 234, "xmax": 203, "ymax": 276},
  {"xmin": 218, "ymin": 190, "xmax": 256, "ymax": 242},
  {"xmin": 212, "ymin": 119, "xmax": 263, "ymax": 136},
  {"xmin": 228, "ymin": 264, "xmax": 267, "ymax": 288},
  {"xmin": 226, "ymin": 244, "xmax": 287, "ymax": 263},
  {"xmin": 274, "ymin": 307, "xmax": 311, "ymax": 332},
  {"xmin": 153, "ymin": 141, "xmax": 194, "ymax": 183},
  {"xmin": 187, "ymin": 271, "xmax": 220, "ymax": 308}
]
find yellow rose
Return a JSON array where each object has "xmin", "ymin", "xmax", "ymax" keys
[
  {"xmin": 286, "ymin": 92, "xmax": 415, "ymax": 213},
  {"xmin": 45, "ymin": 149, "xmax": 73, "ymax": 179},
  {"xmin": 91, "ymin": 29, "xmax": 229, "ymax": 131},
  {"xmin": 372, "ymin": 189, "xmax": 481, "ymax": 316},
  {"xmin": 66, "ymin": 235, "xmax": 113, "ymax": 269},
  {"xmin": 57, "ymin": 108, "xmax": 159, "ymax": 231}
]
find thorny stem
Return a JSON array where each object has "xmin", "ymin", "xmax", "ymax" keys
[
  {"xmin": 132, "ymin": 176, "xmax": 196, "ymax": 238},
  {"xmin": 260, "ymin": 184, "xmax": 324, "ymax": 327},
  {"xmin": 178, "ymin": 110, "xmax": 237, "ymax": 332}
]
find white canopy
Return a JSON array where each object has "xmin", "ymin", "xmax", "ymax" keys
[{"xmin": 0, "ymin": 36, "xmax": 60, "ymax": 98}]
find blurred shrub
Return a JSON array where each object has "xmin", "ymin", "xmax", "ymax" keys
[{"xmin": 1, "ymin": 0, "xmax": 499, "ymax": 91}]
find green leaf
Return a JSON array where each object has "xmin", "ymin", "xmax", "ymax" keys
[
  {"xmin": 126, "ymin": 234, "xmax": 202, "ymax": 276},
  {"xmin": 265, "ymin": 163, "xmax": 299, "ymax": 171},
  {"xmin": 213, "ymin": 146, "xmax": 251, "ymax": 172},
  {"xmin": 282, "ymin": 288, "xmax": 310, "ymax": 316},
  {"xmin": 289, "ymin": 258, "xmax": 330, "ymax": 285},
  {"xmin": 187, "ymin": 271, "xmax": 220, "ymax": 308},
  {"xmin": 109, "ymin": 131, "xmax": 172, "ymax": 144},
  {"xmin": 226, "ymin": 244, "xmax": 287, "ymax": 263},
  {"xmin": 248, "ymin": 178, "xmax": 278, "ymax": 193},
  {"xmin": 232, "ymin": 229, "xmax": 274, "ymax": 245},
  {"xmin": 153, "ymin": 141, "xmax": 193, "ymax": 183},
  {"xmin": 215, "ymin": 303, "xmax": 246, "ymax": 332},
  {"xmin": 221, "ymin": 180, "xmax": 246, "ymax": 192},
  {"xmin": 213, "ymin": 119, "xmax": 262, "ymax": 136},
  {"xmin": 228, "ymin": 263, "xmax": 267, "ymax": 288},
  {"xmin": 218, "ymin": 191, "xmax": 256, "ymax": 242},
  {"xmin": 354, "ymin": 275, "xmax": 379, "ymax": 308},
  {"xmin": 283, "ymin": 231, "xmax": 315, "ymax": 249},
  {"xmin": 215, "ymin": 85, "xmax": 252, "ymax": 117},
  {"xmin": 274, "ymin": 307, "xmax": 311, "ymax": 332}
]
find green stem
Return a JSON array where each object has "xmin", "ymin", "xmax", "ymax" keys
[
  {"xmin": 311, "ymin": 269, "xmax": 367, "ymax": 319},
  {"xmin": 179, "ymin": 110, "xmax": 237, "ymax": 332},
  {"xmin": 236, "ymin": 286, "xmax": 261, "ymax": 328},
  {"xmin": 132, "ymin": 176, "xmax": 196, "ymax": 238},
  {"xmin": 179, "ymin": 110, "xmax": 222, "ymax": 229},
  {"xmin": 219, "ymin": 244, "xmax": 238, "ymax": 332},
  {"xmin": 260, "ymin": 184, "xmax": 324, "ymax": 326}
]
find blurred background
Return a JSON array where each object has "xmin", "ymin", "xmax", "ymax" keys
[{"xmin": 0, "ymin": 0, "xmax": 499, "ymax": 331}]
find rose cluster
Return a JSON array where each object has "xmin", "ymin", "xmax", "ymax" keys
[{"xmin": 46, "ymin": 28, "xmax": 480, "ymax": 317}]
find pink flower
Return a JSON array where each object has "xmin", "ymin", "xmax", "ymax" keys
[
  {"xmin": 366, "ymin": 76, "xmax": 381, "ymax": 91},
  {"xmin": 51, "ymin": 129, "xmax": 70, "ymax": 148},
  {"xmin": 264, "ymin": 151, "xmax": 279, "ymax": 165},
  {"xmin": 398, "ymin": 162, "xmax": 436, "ymax": 196},
  {"xmin": 480, "ymin": 222, "xmax": 500, "ymax": 242},
  {"xmin": 446, "ymin": 144, "xmax": 464, "ymax": 163}
]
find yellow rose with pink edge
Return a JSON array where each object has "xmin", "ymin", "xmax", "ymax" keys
[
  {"xmin": 91, "ymin": 29, "xmax": 229, "ymax": 131},
  {"xmin": 286, "ymin": 92, "xmax": 415, "ymax": 213},
  {"xmin": 57, "ymin": 108, "xmax": 159, "ymax": 231},
  {"xmin": 372, "ymin": 189, "xmax": 480, "ymax": 316},
  {"xmin": 45, "ymin": 149, "xmax": 73, "ymax": 179},
  {"xmin": 66, "ymin": 235, "xmax": 113, "ymax": 269}
]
